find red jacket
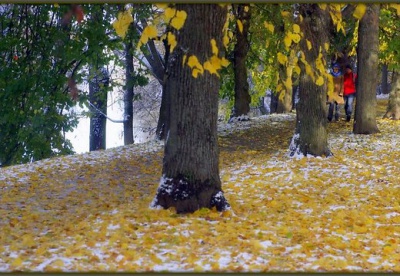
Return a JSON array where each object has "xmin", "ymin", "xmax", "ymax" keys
[{"xmin": 343, "ymin": 72, "xmax": 357, "ymax": 96}]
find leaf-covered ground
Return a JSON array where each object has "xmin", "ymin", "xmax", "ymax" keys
[{"xmin": 1, "ymin": 99, "xmax": 400, "ymax": 272}]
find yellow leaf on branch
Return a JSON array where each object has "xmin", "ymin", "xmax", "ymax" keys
[
  {"xmin": 138, "ymin": 25, "xmax": 159, "ymax": 50},
  {"xmin": 315, "ymin": 76, "xmax": 324, "ymax": 86},
  {"xmin": 284, "ymin": 35, "xmax": 292, "ymax": 49},
  {"xmin": 264, "ymin": 21, "xmax": 274, "ymax": 33},
  {"xmin": 319, "ymin": 4, "xmax": 327, "ymax": 10},
  {"xmin": 164, "ymin": 7, "xmax": 176, "ymax": 21},
  {"xmin": 210, "ymin": 39, "xmax": 218, "ymax": 55},
  {"xmin": 389, "ymin": 4, "xmax": 400, "ymax": 16},
  {"xmin": 290, "ymin": 33, "xmax": 301, "ymax": 44},
  {"xmin": 306, "ymin": 39, "xmax": 312, "ymax": 50},
  {"xmin": 167, "ymin": 33, "xmax": 177, "ymax": 53},
  {"xmin": 277, "ymin": 52, "xmax": 288, "ymax": 65},
  {"xmin": 112, "ymin": 9, "xmax": 133, "ymax": 39},
  {"xmin": 292, "ymin": 24, "xmax": 300, "ymax": 34},
  {"xmin": 353, "ymin": 4, "xmax": 367, "ymax": 20},
  {"xmin": 170, "ymin": 10, "xmax": 187, "ymax": 30},
  {"xmin": 237, "ymin": 19, "xmax": 243, "ymax": 33}
]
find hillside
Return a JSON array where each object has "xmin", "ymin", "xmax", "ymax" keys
[{"xmin": 1, "ymin": 98, "xmax": 400, "ymax": 272}]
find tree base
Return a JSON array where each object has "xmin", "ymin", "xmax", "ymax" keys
[{"xmin": 151, "ymin": 175, "xmax": 230, "ymax": 214}]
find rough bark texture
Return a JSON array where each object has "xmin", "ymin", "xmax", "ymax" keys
[
  {"xmin": 124, "ymin": 40, "xmax": 134, "ymax": 145},
  {"xmin": 290, "ymin": 4, "xmax": 331, "ymax": 157},
  {"xmin": 353, "ymin": 4, "xmax": 380, "ymax": 134},
  {"xmin": 276, "ymin": 87, "xmax": 293, "ymax": 113},
  {"xmin": 230, "ymin": 4, "xmax": 251, "ymax": 119},
  {"xmin": 384, "ymin": 71, "xmax": 400, "ymax": 120},
  {"xmin": 89, "ymin": 67, "xmax": 109, "ymax": 151},
  {"xmin": 151, "ymin": 4, "xmax": 229, "ymax": 214}
]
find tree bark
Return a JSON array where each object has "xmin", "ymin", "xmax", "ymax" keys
[
  {"xmin": 230, "ymin": 4, "xmax": 251, "ymax": 119},
  {"xmin": 124, "ymin": 40, "xmax": 134, "ymax": 145},
  {"xmin": 155, "ymin": 30, "xmax": 171, "ymax": 140},
  {"xmin": 89, "ymin": 67, "xmax": 109, "ymax": 151},
  {"xmin": 353, "ymin": 4, "xmax": 380, "ymax": 134},
  {"xmin": 289, "ymin": 4, "xmax": 331, "ymax": 157},
  {"xmin": 384, "ymin": 71, "xmax": 400, "ymax": 120},
  {"xmin": 381, "ymin": 63, "xmax": 389, "ymax": 95},
  {"xmin": 151, "ymin": 4, "xmax": 230, "ymax": 214},
  {"xmin": 276, "ymin": 51, "xmax": 296, "ymax": 113}
]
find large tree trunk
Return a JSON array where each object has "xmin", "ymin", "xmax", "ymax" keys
[
  {"xmin": 353, "ymin": 4, "xmax": 380, "ymax": 134},
  {"xmin": 230, "ymin": 4, "xmax": 251, "ymax": 120},
  {"xmin": 123, "ymin": 40, "xmax": 134, "ymax": 145},
  {"xmin": 151, "ymin": 4, "xmax": 230, "ymax": 214},
  {"xmin": 384, "ymin": 71, "xmax": 400, "ymax": 120},
  {"xmin": 89, "ymin": 67, "xmax": 109, "ymax": 151},
  {"xmin": 289, "ymin": 4, "xmax": 331, "ymax": 157}
]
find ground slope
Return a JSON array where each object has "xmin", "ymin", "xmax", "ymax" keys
[{"xmin": 0, "ymin": 99, "xmax": 399, "ymax": 272}]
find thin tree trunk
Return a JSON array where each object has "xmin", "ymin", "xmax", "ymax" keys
[
  {"xmin": 384, "ymin": 71, "xmax": 400, "ymax": 120},
  {"xmin": 353, "ymin": 4, "xmax": 380, "ymax": 134},
  {"xmin": 276, "ymin": 52, "xmax": 295, "ymax": 113},
  {"xmin": 230, "ymin": 4, "xmax": 251, "ymax": 120},
  {"xmin": 155, "ymin": 33, "xmax": 171, "ymax": 140},
  {"xmin": 289, "ymin": 4, "xmax": 331, "ymax": 157},
  {"xmin": 89, "ymin": 67, "xmax": 109, "ymax": 151},
  {"xmin": 124, "ymin": 40, "xmax": 134, "ymax": 145},
  {"xmin": 151, "ymin": 4, "xmax": 229, "ymax": 214},
  {"xmin": 381, "ymin": 63, "xmax": 389, "ymax": 95}
]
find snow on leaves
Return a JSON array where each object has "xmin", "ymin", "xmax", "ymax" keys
[{"xmin": 1, "ymin": 100, "xmax": 400, "ymax": 272}]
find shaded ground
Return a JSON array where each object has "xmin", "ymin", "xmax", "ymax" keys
[{"xmin": 1, "ymin": 99, "xmax": 400, "ymax": 272}]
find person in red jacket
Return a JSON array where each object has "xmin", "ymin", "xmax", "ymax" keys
[{"xmin": 343, "ymin": 64, "xmax": 357, "ymax": 121}]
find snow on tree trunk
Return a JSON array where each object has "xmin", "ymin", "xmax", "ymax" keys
[
  {"xmin": 124, "ymin": 40, "xmax": 134, "ymax": 145},
  {"xmin": 289, "ymin": 4, "xmax": 331, "ymax": 157},
  {"xmin": 230, "ymin": 4, "xmax": 251, "ymax": 121},
  {"xmin": 151, "ymin": 4, "xmax": 230, "ymax": 214},
  {"xmin": 384, "ymin": 71, "xmax": 400, "ymax": 120},
  {"xmin": 89, "ymin": 67, "xmax": 109, "ymax": 151},
  {"xmin": 353, "ymin": 4, "xmax": 380, "ymax": 134}
]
